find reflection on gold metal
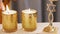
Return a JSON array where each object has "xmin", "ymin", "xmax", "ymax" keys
[
  {"xmin": 22, "ymin": 9, "xmax": 37, "ymax": 32},
  {"xmin": 43, "ymin": 0, "xmax": 58, "ymax": 32},
  {"xmin": 43, "ymin": 25, "xmax": 56, "ymax": 32}
]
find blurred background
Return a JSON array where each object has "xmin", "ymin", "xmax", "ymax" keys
[{"xmin": 3, "ymin": 0, "xmax": 60, "ymax": 23}]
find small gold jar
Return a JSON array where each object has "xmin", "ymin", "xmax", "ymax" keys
[
  {"xmin": 22, "ymin": 9, "xmax": 37, "ymax": 32},
  {"xmin": 2, "ymin": 10, "xmax": 17, "ymax": 32}
]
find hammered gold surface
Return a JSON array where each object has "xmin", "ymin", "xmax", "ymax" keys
[{"xmin": 2, "ymin": 13, "xmax": 17, "ymax": 32}]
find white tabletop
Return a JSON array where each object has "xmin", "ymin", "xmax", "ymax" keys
[{"xmin": 0, "ymin": 22, "xmax": 60, "ymax": 34}]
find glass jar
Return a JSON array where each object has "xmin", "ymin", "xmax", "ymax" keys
[
  {"xmin": 22, "ymin": 9, "xmax": 37, "ymax": 32},
  {"xmin": 2, "ymin": 10, "xmax": 17, "ymax": 32}
]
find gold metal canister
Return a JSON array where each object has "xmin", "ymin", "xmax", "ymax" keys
[
  {"xmin": 22, "ymin": 9, "xmax": 37, "ymax": 32},
  {"xmin": 2, "ymin": 10, "xmax": 17, "ymax": 32}
]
